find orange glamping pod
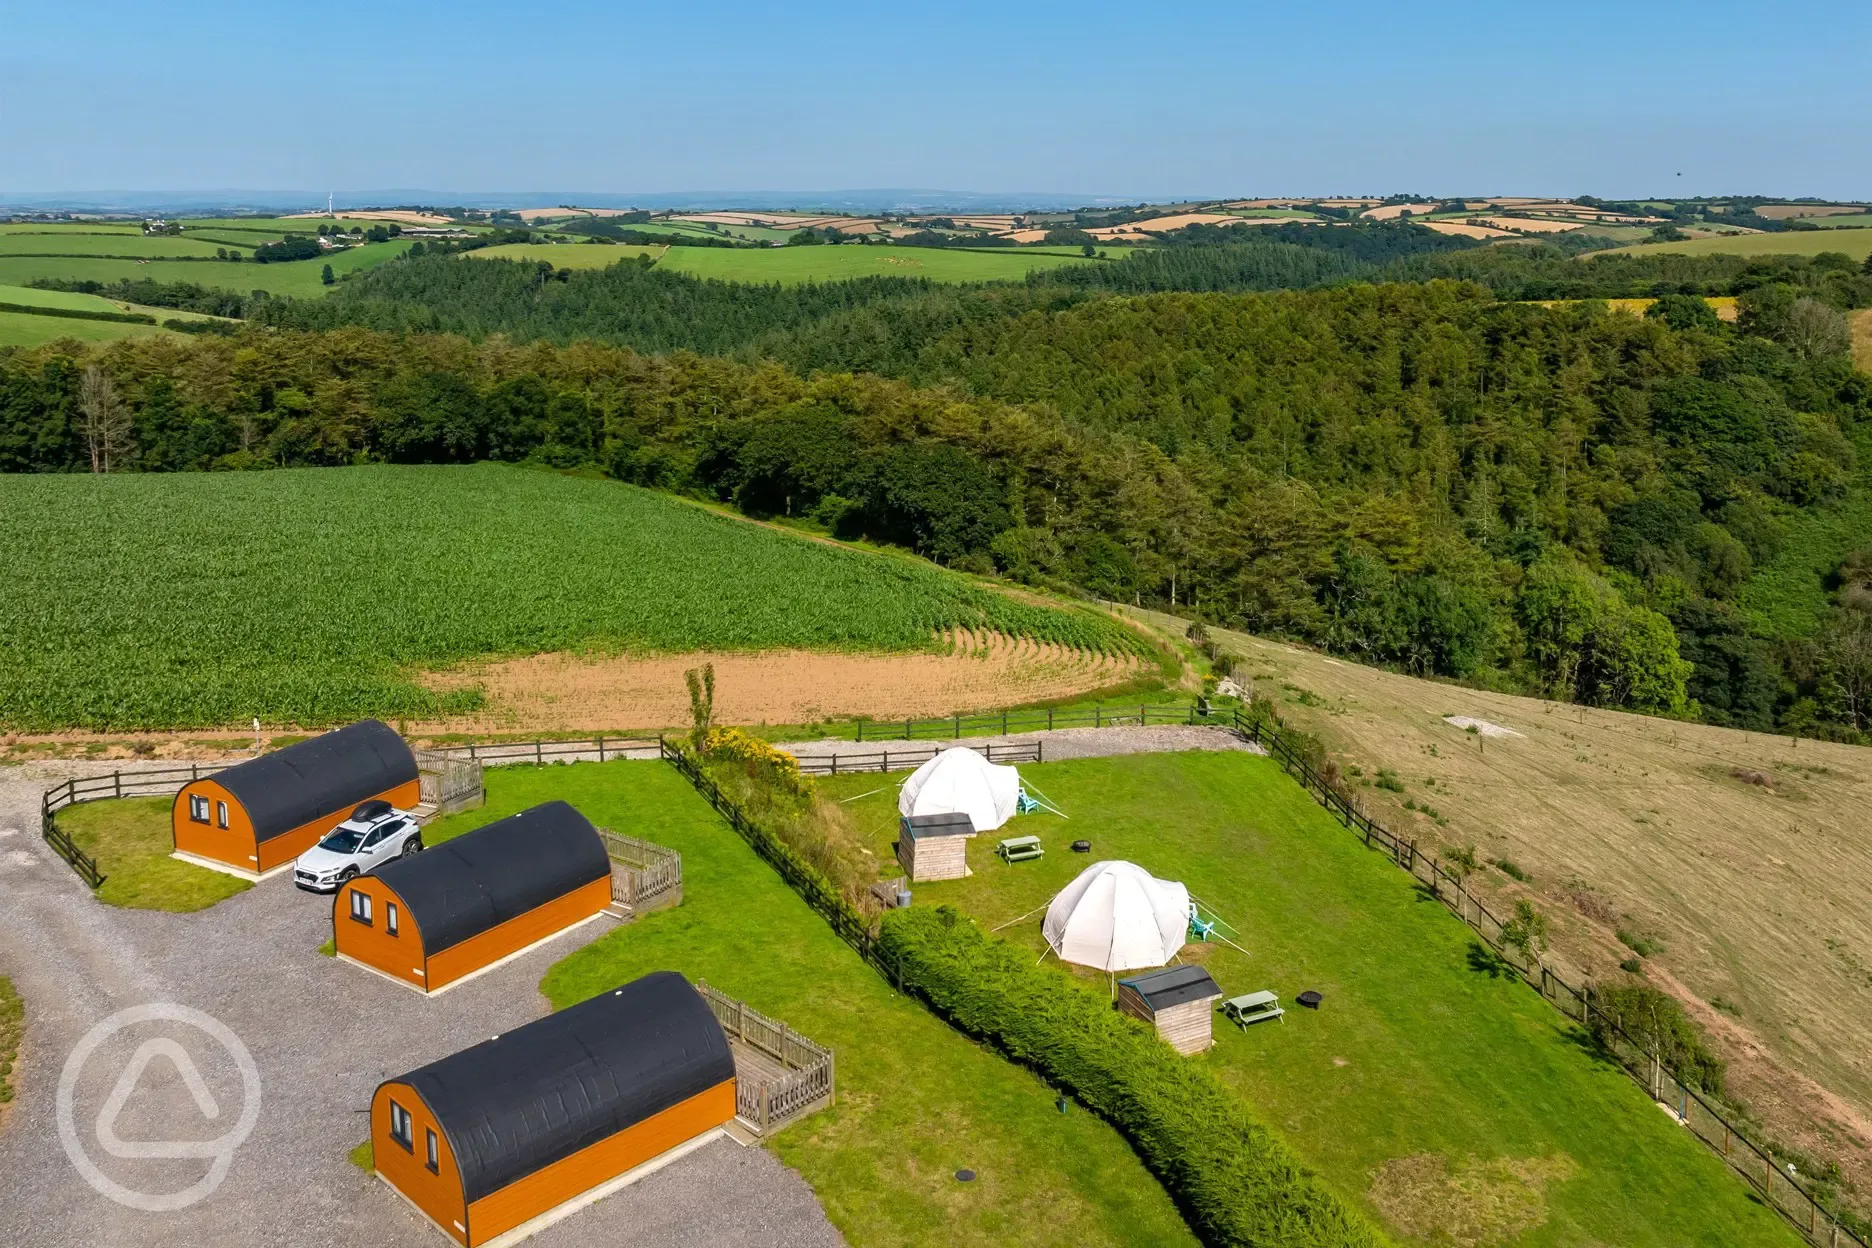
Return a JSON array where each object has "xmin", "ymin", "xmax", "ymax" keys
[
  {"xmin": 371, "ymin": 971, "xmax": 736, "ymax": 1246},
  {"xmin": 172, "ymin": 719, "xmax": 419, "ymax": 877},
  {"xmin": 333, "ymin": 801, "xmax": 611, "ymax": 994}
]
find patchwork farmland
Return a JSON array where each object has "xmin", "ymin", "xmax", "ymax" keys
[{"xmin": 0, "ymin": 464, "xmax": 1150, "ymax": 732}]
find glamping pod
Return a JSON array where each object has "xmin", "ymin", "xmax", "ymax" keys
[
  {"xmin": 335, "ymin": 801, "xmax": 611, "ymax": 994},
  {"xmin": 1117, "ymin": 965, "xmax": 1224, "ymax": 1055},
  {"xmin": 371, "ymin": 971, "xmax": 736, "ymax": 1246},
  {"xmin": 172, "ymin": 719, "xmax": 419, "ymax": 878},
  {"xmin": 1043, "ymin": 860, "xmax": 1191, "ymax": 972},
  {"xmin": 897, "ymin": 747, "xmax": 1020, "ymax": 832},
  {"xmin": 896, "ymin": 811, "xmax": 975, "ymax": 882}
]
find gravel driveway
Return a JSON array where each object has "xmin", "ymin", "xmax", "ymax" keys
[{"xmin": 0, "ymin": 759, "xmax": 842, "ymax": 1248}]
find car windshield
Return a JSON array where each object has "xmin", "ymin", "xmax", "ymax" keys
[{"xmin": 318, "ymin": 827, "xmax": 366, "ymax": 854}]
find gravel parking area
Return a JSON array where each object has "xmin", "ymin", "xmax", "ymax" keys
[
  {"xmin": 778, "ymin": 722, "xmax": 1265, "ymax": 766},
  {"xmin": 0, "ymin": 759, "xmax": 843, "ymax": 1248}
]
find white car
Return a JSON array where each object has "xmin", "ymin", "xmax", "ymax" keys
[{"xmin": 293, "ymin": 800, "xmax": 422, "ymax": 892}]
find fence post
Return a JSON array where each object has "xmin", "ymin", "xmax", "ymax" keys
[
  {"xmin": 113, "ymin": 771, "xmax": 121, "ymax": 799},
  {"xmin": 598, "ymin": 736, "xmax": 606, "ymax": 762},
  {"xmin": 830, "ymin": 754, "xmax": 838, "ymax": 776},
  {"xmin": 1048, "ymin": 707, "xmax": 1054, "ymax": 731},
  {"xmin": 1095, "ymin": 706, "xmax": 1102, "ymax": 728},
  {"xmin": 760, "ymin": 1084, "xmax": 770, "ymax": 1133},
  {"xmin": 1001, "ymin": 710, "xmax": 1008, "ymax": 735},
  {"xmin": 856, "ymin": 720, "xmax": 864, "ymax": 743},
  {"xmin": 954, "ymin": 715, "xmax": 961, "ymax": 739}
]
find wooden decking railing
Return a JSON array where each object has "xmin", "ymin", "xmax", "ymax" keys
[
  {"xmin": 600, "ymin": 830, "xmax": 682, "ymax": 917},
  {"xmin": 696, "ymin": 981, "xmax": 834, "ymax": 1136}
]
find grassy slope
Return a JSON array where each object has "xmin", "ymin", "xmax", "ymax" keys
[
  {"xmin": 0, "ymin": 233, "xmax": 228, "ymax": 259},
  {"xmin": 0, "ymin": 976, "xmax": 19, "ymax": 1118},
  {"xmin": 463, "ymin": 243, "xmax": 668, "ymax": 268},
  {"xmin": 0, "ymin": 310, "xmax": 181, "ymax": 348},
  {"xmin": 655, "ymin": 244, "xmax": 1108, "ymax": 285},
  {"xmin": 54, "ymin": 796, "xmax": 251, "ymax": 912},
  {"xmin": 0, "ymin": 464, "xmax": 1142, "ymax": 730},
  {"xmin": 0, "ymin": 239, "xmax": 412, "ymax": 298},
  {"xmin": 1608, "ymin": 228, "xmax": 1872, "ymax": 260},
  {"xmin": 821, "ymin": 753, "xmax": 1805, "ymax": 1247},
  {"xmin": 1739, "ymin": 424, "xmax": 1872, "ymax": 639},
  {"xmin": 1159, "ymin": 613, "xmax": 1872, "ymax": 1190},
  {"xmin": 428, "ymin": 761, "xmax": 1199, "ymax": 1248}
]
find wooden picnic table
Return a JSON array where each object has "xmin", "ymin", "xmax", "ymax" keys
[
  {"xmin": 996, "ymin": 834, "xmax": 1044, "ymax": 863},
  {"xmin": 1221, "ymin": 990, "xmax": 1284, "ymax": 1027}
]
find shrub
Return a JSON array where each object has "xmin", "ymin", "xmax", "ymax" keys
[
  {"xmin": 877, "ymin": 906, "xmax": 1391, "ymax": 1248},
  {"xmin": 1492, "ymin": 857, "xmax": 1531, "ymax": 882},
  {"xmin": 1588, "ymin": 981, "xmax": 1726, "ymax": 1096}
]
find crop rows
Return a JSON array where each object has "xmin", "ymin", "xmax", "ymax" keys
[{"xmin": 0, "ymin": 464, "xmax": 1145, "ymax": 730}]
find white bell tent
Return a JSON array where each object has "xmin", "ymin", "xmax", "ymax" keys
[
  {"xmin": 1042, "ymin": 860, "xmax": 1191, "ymax": 972},
  {"xmin": 898, "ymin": 747, "xmax": 1021, "ymax": 833}
]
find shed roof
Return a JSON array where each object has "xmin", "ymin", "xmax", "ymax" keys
[
  {"xmin": 375, "ymin": 801, "xmax": 609, "ymax": 954},
  {"xmin": 1119, "ymin": 965, "xmax": 1222, "ymax": 1011},
  {"xmin": 214, "ymin": 719, "xmax": 418, "ymax": 843},
  {"xmin": 390, "ymin": 971, "xmax": 733, "ymax": 1204},
  {"xmin": 901, "ymin": 811, "xmax": 975, "ymax": 839}
]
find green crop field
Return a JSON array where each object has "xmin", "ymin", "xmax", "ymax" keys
[
  {"xmin": 0, "ymin": 239, "xmax": 413, "ymax": 298},
  {"xmin": 821, "ymin": 752, "xmax": 1807, "ymax": 1247},
  {"xmin": 1798, "ymin": 213, "xmax": 1872, "ymax": 229},
  {"xmin": 0, "ymin": 232, "xmax": 229, "ymax": 259},
  {"xmin": 0, "ymin": 463, "xmax": 1144, "ymax": 731},
  {"xmin": 1608, "ymin": 227, "xmax": 1872, "ymax": 261},
  {"xmin": 655, "ymin": 244, "xmax": 1113, "ymax": 285},
  {"xmin": 0, "ymin": 223, "xmax": 143, "ymax": 236},
  {"xmin": 0, "ymin": 309, "xmax": 180, "ymax": 348},
  {"xmin": 486, "ymin": 761, "xmax": 1197, "ymax": 1248},
  {"xmin": 465, "ymin": 242, "xmax": 668, "ymax": 268}
]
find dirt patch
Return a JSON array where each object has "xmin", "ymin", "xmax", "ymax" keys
[
  {"xmin": 282, "ymin": 210, "xmax": 452, "ymax": 227},
  {"xmin": 1368, "ymin": 1152, "xmax": 1578, "ymax": 1246},
  {"xmin": 1444, "ymin": 716, "xmax": 1520, "ymax": 738},
  {"xmin": 1756, "ymin": 204, "xmax": 1870, "ymax": 220},
  {"xmin": 414, "ymin": 630, "xmax": 1146, "ymax": 732},
  {"xmin": 1474, "ymin": 216, "xmax": 1583, "ymax": 234},
  {"xmin": 1420, "ymin": 221, "xmax": 1518, "ymax": 240}
]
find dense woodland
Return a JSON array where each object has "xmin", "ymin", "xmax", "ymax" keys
[{"xmin": 6, "ymin": 232, "xmax": 1872, "ymax": 739}]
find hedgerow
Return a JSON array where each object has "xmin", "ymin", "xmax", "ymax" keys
[{"xmin": 876, "ymin": 906, "xmax": 1391, "ymax": 1248}]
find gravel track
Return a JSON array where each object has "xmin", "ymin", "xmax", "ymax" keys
[
  {"xmin": 0, "ymin": 758, "xmax": 842, "ymax": 1248},
  {"xmin": 778, "ymin": 722, "xmax": 1265, "ymax": 766}
]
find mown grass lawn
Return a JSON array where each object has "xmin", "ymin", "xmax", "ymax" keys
[
  {"xmin": 425, "ymin": 760, "xmax": 1197, "ymax": 1248},
  {"xmin": 820, "ymin": 751, "xmax": 1805, "ymax": 1248},
  {"xmin": 0, "ymin": 976, "xmax": 21, "ymax": 1116},
  {"xmin": 54, "ymin": 795, "xmax": 251, "ymax": 912}
]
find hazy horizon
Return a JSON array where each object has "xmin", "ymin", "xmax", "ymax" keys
[{"xmin": 6, "ymin": 0, "xmax": 1868, "ymax": 201}]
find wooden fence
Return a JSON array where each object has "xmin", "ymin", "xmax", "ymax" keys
[
  {"xmin": 1226, "ymin": 704, "xmax": 1867, "ymax": 1248},
  {"xmin": 600, "ymin": 830, "xmax": 682, "ymax": 916},
  {"xmin": 793, "ymin": 740, "xmax": 1042, "ymax": 776},
  {"xmin": 854, "ymin": 702, "xmax": 1225, "ymax": 742},
  {"xmin": 695, "ymin": 981, "xmax": 834, "ymax": 1135},
  {"xmin": 421, "ymin": 735, "xmax": 663, "ymax": 765},
  {"xmin": 662, "ymin": 704, "xmax": 1865, "ymax": 1248},
  {"xmin": 413, "ymin": 750, "xmax": 486, "ymax": 816}
]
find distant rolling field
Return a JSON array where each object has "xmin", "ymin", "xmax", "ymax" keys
[
  {"xmin": 0, "ymin": 309, "xmax": 180, "ymax": 348},
  {"xmin": 0, "ymin": 232, "xmax": 229, "ymax": 259},
  {"xmin": 464, "ymin": 243, "xmax": 668, "ymax": 268},
  {"xmin": 0, "ymin": 239, "xmax": 413, "ymax": 298},
  {"xmin": 1607, "ymin": 228, "xmax": 1872, "ymax": 261},
  {"xmin": 654, "ymin": 244, "xmax": 1118, "ymax": 285}
]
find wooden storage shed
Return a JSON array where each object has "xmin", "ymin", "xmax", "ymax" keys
[
  {"xmin": 895, "ymin": 811, "xmax": 975, "ymax": 882},
  {"xmin": 334, "ymin": 801, "xmax": 611, "ymax": 994},
  {"xmin": 372, "ymin": 971, "xmax": 736, "ymax": 1247},
  {"xmin": 172, "ymin": 718, "xmax": 419, "ymax": 878},
  {"xmin": 1117, "ymin": 965, "xmax": 1224, "ymax": 1055}
]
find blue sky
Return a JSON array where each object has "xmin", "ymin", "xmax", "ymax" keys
[{"xmin": 4, "ymin": 0, "xmax": 1868, "ymax": 201}]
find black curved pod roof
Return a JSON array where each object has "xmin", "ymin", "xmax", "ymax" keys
[
  {"xmin": 375, "ymin": 800, "xmax": 609, "ymax": 954},
  {"xmin": 389, "ymin": 971, "xmax": 734, "ymax": 1203},
  {"xmin": 216, "ymin": 719, "xmax": 418, "ymax": 842}
]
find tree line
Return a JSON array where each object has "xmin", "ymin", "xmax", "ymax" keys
[{"xmin": 4, "ymin": 278, "xmax": 1869, "ymax": 739}]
